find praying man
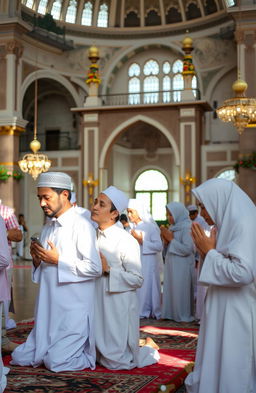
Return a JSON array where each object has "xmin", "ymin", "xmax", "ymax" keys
[
  {"xmin": 11, "ymin": 171, "xmax": 102, "ymax": 372},
  {"xmin": 91, "ymin": 185, "xmax": 160, "ymax": 370}
]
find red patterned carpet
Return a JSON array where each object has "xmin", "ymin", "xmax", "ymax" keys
[{"xmin": 3, "ymin": 320, "xmax": 198, "ymax": 393}]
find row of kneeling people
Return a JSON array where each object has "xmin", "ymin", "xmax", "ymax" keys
[{"xmin": 7, "ymin": 172, "xmax": 256, "ymax": 393}]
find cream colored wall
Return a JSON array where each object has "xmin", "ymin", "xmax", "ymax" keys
[
  {"xmin": 112, "ymin": 145, "xmax": 132, "ymax": 194},
  {"xmin": 206, "ymin": 68, "xmax": 239, "ymax": 143},
  {"xmin": 37, "ymin": 95, "xmax": 78, "ymax": 149}
]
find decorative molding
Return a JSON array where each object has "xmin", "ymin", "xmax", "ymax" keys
[
  {"xmin": 0, "ymin": 125, "xmax": 25, "ymax": 135},
  {"xmin": 0, "ymin": 162, "xmax": 18, "ymax": 166},
  {"xmin": 5, "ymin": 40, "xmax": 24, "ymax": 58}
]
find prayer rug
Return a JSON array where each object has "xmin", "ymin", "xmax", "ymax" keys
[{"xmin": 3, "ymin": 321, "xmax": 198, "ymax": 393}]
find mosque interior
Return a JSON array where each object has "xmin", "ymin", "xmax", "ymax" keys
[{"xmin": 0, "ymin": 0, "xmax": 256, "ymax": 249}]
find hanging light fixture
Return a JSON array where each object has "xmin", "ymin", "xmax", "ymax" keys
[
  {"xmin": 216, "ymin": 0, "xmax": 256, "ymax": 135},
  {"xmin": 216, "ymin": 77, "xmax": 256, "ymax": 135},
  {"xmin": 18, "ymin": 78, "xmax": 51, "ymax": 180}
]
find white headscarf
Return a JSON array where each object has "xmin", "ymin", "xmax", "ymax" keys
[
  {"xmin": 128, "ymin": 198, "xmax": 159, "ymax": 231},
  {"xmin": 166, "ymin": 201, "xmax": 191, "ymax": 232},
  {"xmin": 192, "ymin": 178, "xmax": 256, "ymax": 276}
]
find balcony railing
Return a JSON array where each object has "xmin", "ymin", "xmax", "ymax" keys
[
  {"xmin": 19, "ymin": 131, "xmax": 79, "ymax": 152},
  {"xmin": 99, "ymin": 89, "xmax": 201, "ymax": 106}
]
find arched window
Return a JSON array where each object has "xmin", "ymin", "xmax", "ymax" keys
[
  {"xmin": 81, "ymin": 1, "xmax": 93, "ymax": 26},
  {"xmin": 38, "ymin": 0, "xmax": 47, "ymax": 14},
  {"xmin": 66, "ymin": 0, "xmax": 77, "ymax": 23},
  {"xmin": 127, "ymin": 57, "xmax": 186, "ymax": 105},
  {"xmin": 163, "ymin": 61, "xmax": 171, "ymax": 102},
  {"xmin": 192, "ymin": 75, "xmax": 198, "ymax": 98},
  {"xmin": 143, "ymin": 59, "xmax": 159, "ymax": 76},
  {"xmin": 51, "ymin": 0, "xmax": 61, "ymax": 20},
  {"xmin": 173, "ymin": 74, "xmax": 184, "ymax": 102},
  {"xmin": 143, "ymin": 60, "xmax": 159, "ymax": 104},
  {"xmin": 135, "ymin": 169, "xmax": 168, "ymax": 222},
  {"xmin": 25, "ymin": 0, "xmax": 34, "ymax": 8},
  {"xmin": 97, "ymin": 3, "xmax": 108, "ymax": 27},
  {"xmin": 129, "ymin": 77, "xmax": 140, "ymax": 104},
  {"xmin": 216, "ymin": 168, "xmax": 236, "ymax": 182},
  {"xmin": 172, "ymin": 59, "xmax": 183, "ymax": 73},
  {"xmin": 128, "ymin": 63, "xmax": 141, "ymax": 104}
]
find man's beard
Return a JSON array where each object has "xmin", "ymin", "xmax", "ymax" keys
[{"xmin": 42, "ymin": 202, "xmax": 62, "ymax": 218}]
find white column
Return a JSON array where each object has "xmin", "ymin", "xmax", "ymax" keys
[{"xmin": 6, "ymin": 53, "xmax": 16, "ymax": 113}]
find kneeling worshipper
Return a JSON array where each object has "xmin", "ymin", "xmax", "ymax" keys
[
  {"xmin": 91, "ymin": 186, "xmax": 160, "ymax": 370},
  {"xmin": 11, "ymin": 172, "xmax": 102, "ymax": 372},
  {"xmin": 127, "ymin": 199, "xmax": 162, "ymax": 320},
  {"xmin": 185, "ymin": 178, "xmax": 256, "ymax": 393}
]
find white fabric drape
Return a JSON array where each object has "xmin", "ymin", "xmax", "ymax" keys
[{"xmin": 186, "ymin": 178, "xmax": 256, "ymax": 393}]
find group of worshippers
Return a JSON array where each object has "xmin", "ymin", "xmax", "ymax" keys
[
  {"xmin": 10, "ymin": 172, "xmax": 159, "ymax": 375},
  {"xmin": 4, "ymin": 171, "xmax": 256, "ymax": 393}
]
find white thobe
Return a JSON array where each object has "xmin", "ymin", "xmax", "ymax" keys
[
  {"xmin": 132, "ymin": 221, "xmax": 162, "ymax": 319},
  {"xmin": 162, "ymin": 226, "xmax": 195, "ymax": 322},
  {"xmin": 186, "ymin": 250, "xmax": 256, "ymax": 393},
  {"xmin": 95, "ymin": 223, "xmax": 160, "ymax": 370},
  {"xmin": 12, "ymin": 207, "xmax": 102, "ymax": 372}
]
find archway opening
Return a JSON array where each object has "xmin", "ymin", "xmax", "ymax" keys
[{"xmin": 21, "ymin": 78, "xmax": 80, "ymax": 152}]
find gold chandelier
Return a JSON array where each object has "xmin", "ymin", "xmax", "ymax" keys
[
  {"xmin": 216, "ymin": 78, "xmax": 256, "ymax": 135},
  {"xmin": 18, "ymin": 79, "xmax": 51, "ymax": 180}
]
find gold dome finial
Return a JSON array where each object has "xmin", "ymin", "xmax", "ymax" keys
[
  {"xmin": 232, "ymin": 78, "xmax": 248, "ymax": 97},
  {"xmin": 30, "ymin": 138, "xmax": 41, "ymax": 154},
  {"xmin": 88, "ymin": 45, "xmax": 100, "ymax": 62},
  {"xmin": 182, "ymin": 36, "xmax": 193, "ymax": 54}
]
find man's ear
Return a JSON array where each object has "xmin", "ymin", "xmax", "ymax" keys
[
  {"xmin": 111, "ymin": 209, "xmax": 119, "ymax": 221},
  {"xmin": 61, "ymin": 190, "xmax": 70, "ymax": 200}
]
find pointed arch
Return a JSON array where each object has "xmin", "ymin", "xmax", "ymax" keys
[
  {"xmin": 20, "ymin": 70, "xmax": 81, "ymax": 107},
  {"xmin": 99, "ymin": 114, "xmax": 180, "ymax": 168}
]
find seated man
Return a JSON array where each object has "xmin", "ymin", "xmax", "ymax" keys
[
  {"xmin": 91, "ymin": 185, "xmax": 160, "ymax": 370},
  {"xmin": 11, "ymin": 172, "xmax": 102, "ymax": 372}
]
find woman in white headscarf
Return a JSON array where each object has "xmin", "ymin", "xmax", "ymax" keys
[
  {"xmin": 127, "ymin": 199, "xmax": 162, "ymax": 319},
  {"xmin": 185, "ymin": 178, "xmax": 256, "ymax": 393},
  {"xmin": 160, "ymin": 201, "xmax": 195, "ymax": 322}
]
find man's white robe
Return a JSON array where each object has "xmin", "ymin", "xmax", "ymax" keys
[
  {"xmin": 12, "ymin": 207, "xmax": 102, "ymax": 372},
  {"xmin": 95, "ymin": 223, "xmax": 160, "ymax": 370}
]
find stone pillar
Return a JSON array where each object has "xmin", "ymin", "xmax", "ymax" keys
[
  {"xmin": 81, "ymin": 113, "xmax": 99, "ymax": 209},
  {"xmin": 84, "ymin": 45, "xmax": 102, "ymax": 107},
  {"xmin": 0, "ymin": 40, "xmax": 27, "ymax": 210},
  {"xmin": 181, "ymin": 36, "xmax": 196, "ymax": 102},
  {"xmin": 179, "ymin": 107, "xmax": 198, "ymax": 205},
  {"xmin": 233, "ymin": 8, "xmax": 256, "ymax": 202}
]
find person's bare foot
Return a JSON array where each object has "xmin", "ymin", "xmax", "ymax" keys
[
  {"xmin": 145, "ymin": 337, "xmax": 160, "ymax": 350},
  {"xmin": 2, "ymin": 341, "xmax": 19, "ymax": 353}
]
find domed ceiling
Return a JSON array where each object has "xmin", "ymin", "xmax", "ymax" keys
[{"xmin": 21, "ymin": 0, "xmax": 233, "ymax": 34}]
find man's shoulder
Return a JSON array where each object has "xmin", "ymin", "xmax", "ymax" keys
[{"xmin": 0, "ymin": 204, "xmax": 14, "ymax": 218}]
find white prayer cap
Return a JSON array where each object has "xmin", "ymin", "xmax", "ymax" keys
[
  {"xmin": 102, "ymin": 186, "xmax": 128, "ymax": 213},
  {"xmin": 187, "ymin": 204, "xmax": 198, "ymax": 212},
  {"xmin": 70, "ymin": 192, "xmax": 76, "ymax": 204},
  {"xmin": 37, "ymin": 172, "xmax": 72, "ymax": 190}
]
